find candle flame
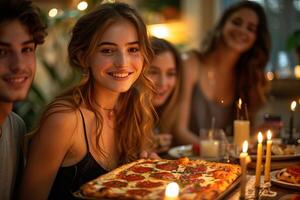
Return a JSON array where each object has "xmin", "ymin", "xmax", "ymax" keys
[
  {"xmin": 258, "ymin": 132, "xmax": 263, "ymax": 143},
  {"xmin": 165, "ymin": 182, "xmax": 179, "ymax": 198},
  {"xmin": 242, "ymin": 140, "xmax": 248, "ymax": 153},
  {"xmin": 290, "ymin": 101, "xmax": 297, "ymax": 111},
  {"xmin": 238, "ymin": 98, "xmax": 242, "ymax": 109},
  {"xmin": 267, "ymin": 130, "xmax": 272, "ymax": 140}
]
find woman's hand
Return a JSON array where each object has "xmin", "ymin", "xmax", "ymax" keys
[{"xmin": 139, "ymin": 150, "xmax": 160, "ymax": 159}]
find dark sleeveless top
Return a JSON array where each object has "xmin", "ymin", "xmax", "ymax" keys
[
  {"xmin": 48, "ymin": 110, "xmax": 107, "ymax": 200},
  {"xmin": 189, "ymin": 84, "xmax": 234, "ymax": 136}
]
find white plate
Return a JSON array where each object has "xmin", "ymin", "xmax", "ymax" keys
[
  {"xmin": 270, "ymin": 169, "xmax": 300, "ymax": 190},
  {"xmin": 250, "ymin": 145, "xmax": 300, "ymax": 161},
  {"xmin": 168, "ymin": 145, "xmax": 194, "ymax": 158}
]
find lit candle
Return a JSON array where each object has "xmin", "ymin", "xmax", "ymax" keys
[
  {"xmin": 240, "ymin": 140, "xmax": 249, "ymax": 199},
  {"xmin": 255, "ymin": 132, "xmax": 263, "ymax": 188},
  {"xmin": 234, "ymin": 99, "xmax": 250, "ymax": 152},
  {"xmin": 264, "ymin": 130, "xmax": 272, "ymax": 182},
  {"xmin": 164, "ymin": 182, "xmax": 179, "ymax": 200},
  {"xmin": 200, "ymin": 140, "xmax": 219, "ymax": 158},
  {"xmin": 289, "ymin": 101, "xmax": 297, "ymax": 143},
  {"xmin": 295, "ymin": 65, "xmax": 300, "ymax": 79}
]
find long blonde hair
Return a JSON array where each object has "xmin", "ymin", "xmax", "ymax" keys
[
  {"xmin": 38, "ymin": 2, "xmax": 155, "ymax": 164},
  {"xmin": 150, "ymin": 37, "xmax": 183, "ymax": 133}
]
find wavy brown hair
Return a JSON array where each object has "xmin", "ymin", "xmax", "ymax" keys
[
  {"xmin": 38, "ymin": 2, "xmax": 155, "ymax": 164},
  {"xmin": 149, "ymin": 37, "xmax": 183, "ymax": 133},
  {"xmin": 0, "ymin": 0, "xmax": 47, "ymax": 45},
  {"xmin": 199, "ymin": 1, "xmax": 271, "ymax": 121}
]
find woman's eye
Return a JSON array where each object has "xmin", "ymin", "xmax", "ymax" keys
[
  {"xmin": 247, "ymin": 26, "xmax": 257, "ymax": 33},
  {"xmin": 100, "ymin": 48, "xmax": 113, "ymax": 54},
  {"xmin": 129, "ymin": 47, "xmax": 139, "ymax": 53},
  {"xmin": 148, "ymin": 68, "xmax": 159, "ymax": 75},
  {"xmin": 167, "ymin": 72, "xmax": 177, "ymax": 77},
  {"xmin": 148, "ymin": 70, "xmax": 159, "ymax": 75},
  {"xmin": 232, "ymin": 19, "xmax": 242, "ymax": 26}
]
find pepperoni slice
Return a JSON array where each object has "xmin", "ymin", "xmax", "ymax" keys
[
  {"xmin": 102, "ymin": 180, "xmax": 128, "ymax": 187},
  {"xmin": 120, "ymin": 174, "xmax": 145, "ymax": 181},
  {"xmin": 180, "ymin": 174, "xmax": 204, "ymax": 184},
  {"xmin": 287, "ymin": 166, "xmax": 300, "ymax": 177},
  {"xmin": 184, "ymin": 165, "xmax": 206, "ymax": 174},
  {"xmin": 136, "ymin": 181, "xmax": 163, "ymax": 188},
  {"xmin": 156, "ymin": 162, "xmax": 178, "ymax": 171},
  {"xmin": 130, "ymin": 166, "xmax": 153, "ymax": 173},
  {"xmin": 182, "ymin": 185, "xmax": 207, "ymax": 193},
  {"xmin": 127, "ymin": 189, "xmax": 151, "ymax": 196},
  {"xmin": 150, "ymin": 172, "xmax": 176, "ymax": 181},
  {"xmin": 212, "ymin": 170, "xmax": 230, "ymax": 179}
]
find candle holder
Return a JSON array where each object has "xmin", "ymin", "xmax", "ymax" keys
[
  {"xmin": 239, "ymin": 187, "xmax": 256, "ymax": 200},
  {"xmin": 254, "ymin": 186, "xmax": 260, "ymax": 200},
  {"xmin": 260, "ymin": 182, "xmax": 277, "ymax": 197}
]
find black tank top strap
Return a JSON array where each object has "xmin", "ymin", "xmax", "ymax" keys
[{"xmin": 78, "ymin": 109, "xmax": 90, "ymax": 151}]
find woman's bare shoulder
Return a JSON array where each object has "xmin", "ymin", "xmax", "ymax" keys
[
  {"xmin": 182, "ymin": 50, "xmax": 204, "ymax": 71},
  {"xmin": 36, "ymin": 100, "xmax": 82, "ymax": 139}
]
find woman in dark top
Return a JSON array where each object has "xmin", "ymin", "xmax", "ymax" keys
[
  {"xmin": 175, "ymin": 1, "xmax": 271, "ymax": 144},
  {"xmin": 20, "ymin": 3, "xmax": 156, "ymax": 199}
]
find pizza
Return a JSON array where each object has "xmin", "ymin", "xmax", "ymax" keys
[
  {"xmin": 276, "ymin": 165, "xmax": 300, "ymax": 184},
  {"xmin": 80, "ymin": 157, "xmax": 241, "ymax": 200}
]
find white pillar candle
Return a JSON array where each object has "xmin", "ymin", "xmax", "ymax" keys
[{"xmin": 234, "ymin": 120, "xmax": 250, "ymax": 151}]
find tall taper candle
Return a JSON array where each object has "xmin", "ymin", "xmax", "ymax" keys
[
  {"xmin": 264, "ymin": 130, "xmax": 272, "ymax": 182},
  {"xmin": 289, "ymin": 101, "xmax": 297, "ymax": 143},
  {"xmin": 255, "ymin": 132, "xmax": 263, "ymax": 187},
  {"xmin": 240, "ymin": 141, "xmax": 249, "ymax": 200}
]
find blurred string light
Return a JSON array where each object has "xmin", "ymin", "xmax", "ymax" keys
[
  {"xmin": 148, "ymin": 24, "xmax": 170, "ymax": 39},
  {"xmin": 295, "ymin": 65, "xmax": 300, "ymax": 78},
  {"xmin": 77, "ymin": 1, "xmax": 88, "ymax": 11},
  {"xmin": 147, "ymin": 21, "xmax": 187, "ymax": 44},
  {"xmin": 266, "ymin": 71, "xmax": 274, "ymax": 81},
  {"xmin": 48, "ymin": 8, "xmax": 58, "ymax": 18}
]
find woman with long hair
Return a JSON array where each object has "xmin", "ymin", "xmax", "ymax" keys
[
  {"xmin": 20, "ymin": 2, "xmax": 156, "ymax": 199},
  {"xmin": 175, "ymin": 1, "xmax": 271, "ymax": 144},
  {"xmin": 148, "ymin": 37, "xmax": 183, "ymax": 152}
]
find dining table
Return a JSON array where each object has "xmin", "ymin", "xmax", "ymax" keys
[{"xmin": 159, "ymin": 150, "xmax": 300, "ymax": 200}]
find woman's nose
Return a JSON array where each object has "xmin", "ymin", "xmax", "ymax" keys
[{"xmin": 114, "ymin": 51, "xmax": 128, "ymax": 67}]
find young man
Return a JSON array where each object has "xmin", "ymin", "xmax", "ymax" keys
[{"xmin": 0, "ymin": 1, "xmax": 46, "ymax": 199}]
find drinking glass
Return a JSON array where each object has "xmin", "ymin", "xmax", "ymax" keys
[{"xmin": 199, "ymin": 129, "xmax": 229, "ymax": 161}]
